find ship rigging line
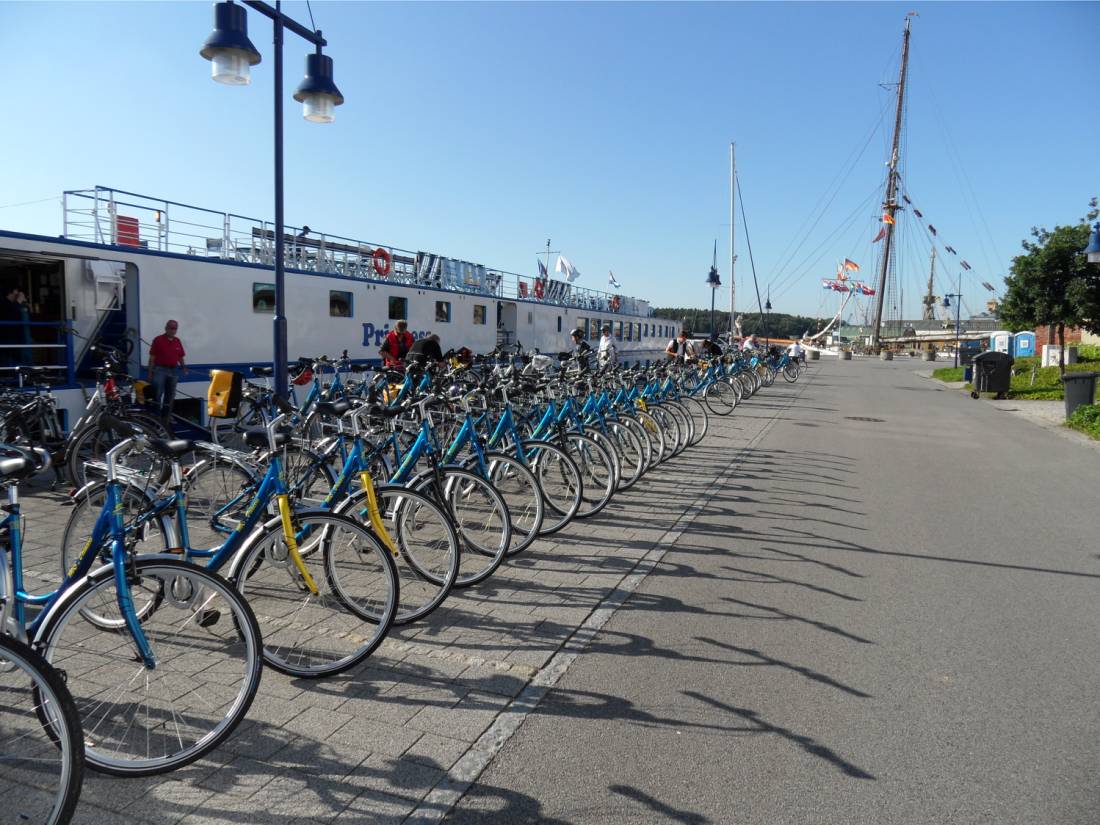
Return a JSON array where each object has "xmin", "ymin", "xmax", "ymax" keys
[
  {"xmin": 735, "ymin": 173, "xmax": 766, "ymax": 335},
  {"xmin": 767, "ymin": 182, "xmax": 882, "ymax": 304},
  {"xmin": 767, "ymin": 101, "xmax": 893, "ymax": 291}
]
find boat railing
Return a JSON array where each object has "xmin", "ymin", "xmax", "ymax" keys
[
  {"xmin": 0, "ymin": 321, "xmax": 75, "ymax": 386},
  {"xmin": 61, "ymin": 186, "xmax": 659, "ymax": 318}
]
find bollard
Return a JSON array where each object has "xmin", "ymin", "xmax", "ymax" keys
[
  {"xmin": 808, "ymin": 350, "xmax": 820, "ymax": 361},
  {"xmin": 840, "ymin": 350, "xmax": 852, "ymax": 361},
  {"xmin": 880, "ymin": 351, "xmax": 893, "ymax": 361},
  {"xmin": 923, "ymin": 350, "xmax": 937, "ymax": 362}
]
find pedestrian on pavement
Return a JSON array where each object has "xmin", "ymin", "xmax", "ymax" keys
[{"xmin": 147, "ymin": 319, "xmax": 187, "ymax": 424}]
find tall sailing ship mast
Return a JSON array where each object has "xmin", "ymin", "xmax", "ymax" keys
[{"xmin": 869, "ymin": 15, "xmax": 914, "ymax": 353}]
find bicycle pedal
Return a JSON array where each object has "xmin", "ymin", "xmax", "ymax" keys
[{"xmin": 197, "ymin": 609, "xmax": 221, "ymax": 628}]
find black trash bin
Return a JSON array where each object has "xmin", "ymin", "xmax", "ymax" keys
[
  {"xmin": 971, "ymin": 351, "xmax": 1014, "ymax": 399},
  {"xmin": 1062, "ymin": 371, "xmax": 1099, "ymax": 419}
]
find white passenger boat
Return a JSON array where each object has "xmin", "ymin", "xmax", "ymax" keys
[{"xmin": 0, "ymin": 186, "xmax": 681, "ymax": 428}]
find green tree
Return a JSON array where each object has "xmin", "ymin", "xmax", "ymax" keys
[{"xmin": 998, "ymin": 199, "xmax": 1100, "ymax": 374}]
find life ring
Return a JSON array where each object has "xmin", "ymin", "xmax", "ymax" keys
[
  {"xmin": 610, "ymin": 295, "xmax": 621, "ymax": 312},
  {"xmin": 372, "ymin": 247, "xmax": 392, "ymax": 277},
  {"xmin": 534, "ymin": 279, "xmax": 545, "ymax": 299}
]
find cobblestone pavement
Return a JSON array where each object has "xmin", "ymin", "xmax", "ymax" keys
[{"xmin": 7, "ymin": 376, "xmax": 806, "ymax": 824}]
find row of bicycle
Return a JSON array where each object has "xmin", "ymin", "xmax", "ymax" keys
[{"xmin": 1, "ymin": 344, "xmax": 795, "ymax": 823}]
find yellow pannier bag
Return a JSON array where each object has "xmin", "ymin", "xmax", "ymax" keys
[
  {"xmin": 133, "ymin": 380, "xmax": 151, "ymax": 406},
  {"xmin": 207, "ymin": 370, "xmax": 243, "ymax": 419},
  {"xmin": 382, "ymin": 383, "xmax": 403, "ymax": 404}
]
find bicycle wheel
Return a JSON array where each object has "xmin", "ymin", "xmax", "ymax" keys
[
  {"xmin": 38, "ymin": 559, "xmax": 263, "ymax": 776},
  {"xmin": 617, "ymin": 414, "xmax": 652, "ymax": 474},
  {"xmin": 682, "ymin": 397, "xmax": 710, "ymax": 444},
  {"xmin": 231, "ymin": 511, "xmax": 398, "ymax": 676},
  {"xmin": 524, "ymin": 440, "xmax": 583, "ymax": 535},
  {"xmin": 561, "ymin": 432, "xmax": 616, "ymax": 519},
  {"xmin": 632, "ymin": 409, "xmax": 666, "ymax": 469},
  {"xmin": 64, "ymin": 421, "xmax": 169, "ymax": 488},
  {"xmin": 663, "ymin": 401, "xmax": 695, "ymax": 452},
  {"xmin": 724, "ymin": 375, "xmax": 744, "ymax": 406},
  {"xmin": 413, "ymin": 468, "xmax": 511, "ymax": 587},
  {"xmin": 0, "ymin": 635, "xmax": 84, "ymax": 825},
  {"xmin": 604, "ymin": 420, "xmax": 645, "ymax": 491},
  {"xmin": 336, "ymin": 485, "xmax": 460, "ymax": 625},
  {"xmin": 484, "ymin": 452, "xmax": 544, "ymax": 557},
  {"xmin": 282, "ymin": 444, "xmax": 336, "ymax": 508},
  {"xmin": 704, "ymin": 380, "xmax": 736, "ymax": 416},
  {"xmin": 59, "ymin": 481, "xmax": 171, "ymax": 628},
  {"xmin": 646, "ymin": 405, "xmax": 681, "ymax": 461},
  {"xmin": 783, "ymin": 363, "xmax": 800, "ymax": 382},
  {"xmin": 184, "ymin": 453, "xmax": 257, "ymax": 551}
]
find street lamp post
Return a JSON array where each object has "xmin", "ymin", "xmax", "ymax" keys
[
  {"xmin": 943, "ymin": 275, "xmax": 963, "ymax": 368},
  {"xmin": 764, "ymin": 289, "xmax": 772, "ymax": 349},
  {"xmin": 200, "ymin": 0, "xmax": 344, "ymax": 399},
  {"xmin": 706, "ymin": 240, "xmax": 721, "ymax": 340}
]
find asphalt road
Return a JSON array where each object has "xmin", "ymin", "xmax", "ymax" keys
[{"xmin": 446, "ymin": 357, "xmax": 1100, "ymax": 825}]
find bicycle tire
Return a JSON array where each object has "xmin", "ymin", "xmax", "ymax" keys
[
  {"xmin": 0, "ymin": 635, "xmax": 84, "ymax": 825},
  {"xmin": 679, "ymin": 396, "xmax": 710, "ymax": 444},
  {"xmin": 335, "ymin": 485, "xmax": 461, "ymax": 625},
  {"xmin": 704, "ymin": 380, "xmax": 736, "ymax": 416},
  {"xmin": 561, "ymin": 432, "xmax": 616, "ymax": 519},
  {"xmin": 411, "ymin": 468, "xmax": 512, "ymax": 587},
  {"xmin": 37, "ymin": 559, "xmax": 263, "ymax": 776},
  {"xmin": 231, "ymin": 510, "xmax": 398, "ymax": 676},
  {"xmin": 483, "ymin": 452, "xmax": 545, "ymax": 557},
  {"xmin": 523, "ymin": 439, "xmax": 583, "ymax": 535}
]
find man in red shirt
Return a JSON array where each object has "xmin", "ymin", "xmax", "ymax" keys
[
  {"xmin": 147, "ymin": 319, "xmax": 187, "ymax": 424},
  {"xmin": 378, "ymin": 320, "xmax": 414, "ymax": 368}
]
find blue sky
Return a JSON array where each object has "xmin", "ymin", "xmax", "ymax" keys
[{"xmin": 1, "ymin": 1, "xmax": 1097, "ymax": 321}]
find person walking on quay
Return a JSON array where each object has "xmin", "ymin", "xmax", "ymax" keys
[{"xmin": 147, "ymin": 319, "xmax": 187, "ymax": 426}]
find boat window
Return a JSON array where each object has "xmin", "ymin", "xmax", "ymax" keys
[
  {"xmin": 253, "ymin": 282, "xmax": 275, "ymax": 313},
  {"xmin": 615, "ymin": 322, "xmax": 623, "ymax": 340},
  {"xmin": 557, "ymin": 316, "xmax": 562, "ymax": 333},
  {"xmin": 634, "ymin": 323, "xmax": 641, "ymax": 340},
  {"xmin": 577, "ymin": 317, "xmax": 587, "ymax": 337},
  {"xmin": 644, "ymin": 323, "xmax": 649, "ymax": 337},
  {"xmin": 389, "ymin": 297, "xmax": 407, "ymax": 320},
  {"xmin": 473, "ymin": 305, "xmax": 487, "ymax": 325},
  {"xmin": 527, "ymin": 311, "xmax": 533, "ymax": 325},
  {"xmin": 589, "ymin": 318, "xmax": 600, "ymax": 339},
  {"xmin": 436, "ymin": 301, "xmax": 451, "ymax": 323},
  {"xmin": 625, "ymin": 323, "xmax": 633, "ymax": 342},
  {"xmin": 329, "ymin": 291, "xmax": 353, "ymax": 318}
]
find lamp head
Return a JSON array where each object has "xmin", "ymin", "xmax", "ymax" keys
[
  {"xmin": 294, "ymin": 52, "xmax": 345, "ymax": 123},
  {"xmin": 942, "ymin": 295, "xmax": 951, "ymax": 308},
  {"xmin": 200, "ymin": 1, "xmax": 261, "ymax": 85},
  {"xmin": 1085, "ymin": 221, "xmax": 1100, "ymax": 265},
  {"xmin": 706, "ymin": 265, "xmax": 721, "ymax": 288}
]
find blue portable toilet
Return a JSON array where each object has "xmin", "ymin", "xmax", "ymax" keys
[{"xmin": 1012, "ymin": 332, "xmax": 1036, "ymax": 357}]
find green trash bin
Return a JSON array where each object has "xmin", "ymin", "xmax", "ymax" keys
[{"xmin": 1062, "ymin": 372, "xmax": 1099, "ymax": 419}]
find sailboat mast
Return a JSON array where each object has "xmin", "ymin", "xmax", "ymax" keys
[
  {"xmin": 729, "ymin": 141, "xmax": 736, "ymax": 337},
  {"xmin": 922, "ymin": 246, "xmax": 937, "ymax": 321},
  {"xmin": 870, "ymin": 16, "xmax": 912, "ymax": 352}
]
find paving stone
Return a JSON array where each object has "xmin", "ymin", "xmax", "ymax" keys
[{"xmin": 402, "ymin": 732, "xmax": 473, "ymax": 771}]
